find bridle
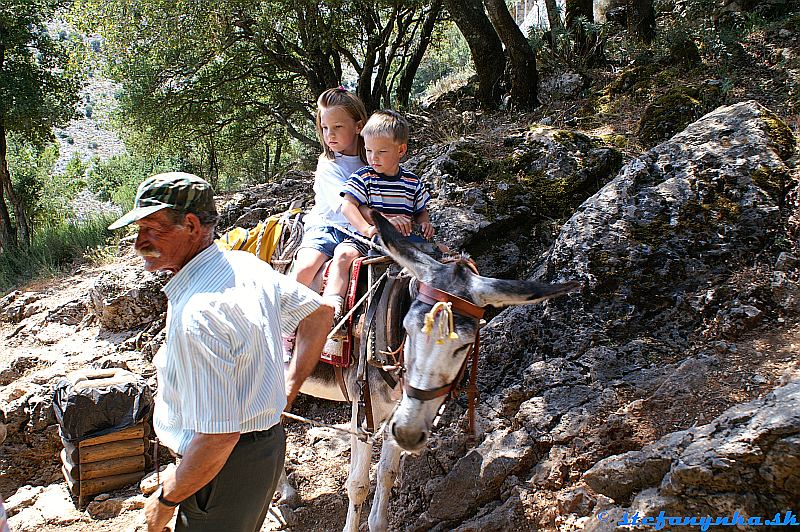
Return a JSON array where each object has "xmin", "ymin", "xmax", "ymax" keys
[{"xmin": 394, "ymin": 280, "xmax": 485, "ymax": 438}]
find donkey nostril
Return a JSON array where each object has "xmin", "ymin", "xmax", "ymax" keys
[
  {"xmin": 416, "ymin": 431, "xmax": 427, "ymax": 445},
  {"xmin": 391, "ymin": 423, "xmax": 398, "ymax": 439}
]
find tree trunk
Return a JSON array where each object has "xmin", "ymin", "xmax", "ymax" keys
[
  {"xmin": 627, "ymin": 0, "xmax": 656, "ymax": 44},
  {"xmin": 544, "ymin": 0, "xmax": 563, "ymax": 30},
  {"xmin": 396, "ymin": 0, "xmax": 443, "ymax": 108},
  {"xmin": 444, "ymin": 0, "xmax": 505, "ymax": 109},
  {"xmin": 484, "ymin": 0, "xmax": 539, "ymax": 109},
  {"xmin": 206, "ymin": 136, "xmax": 219, "ymax": 188},
  {"xmin": 273, "ymin": 134, "xmax": 283, "ymax": 176},
  {"xmin": 264, "ymin": 140, "xmax": 270, "ymax": 182},
  {"xmin": 0, "ymin": 122, "xmax": 16, "ymax": 251},
  {"xmin": 0, "ymin": 121, "xmax": 30, "ymax": 248}
]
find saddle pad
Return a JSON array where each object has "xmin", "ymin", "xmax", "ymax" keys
[{"xmin": 319, "ymin": 257, "xmax": 366, "ymax": 368}]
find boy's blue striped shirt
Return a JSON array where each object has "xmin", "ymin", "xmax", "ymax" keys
[{"xmin": 341, "ymin": 165, "xmax": 431, "ymax": 216}]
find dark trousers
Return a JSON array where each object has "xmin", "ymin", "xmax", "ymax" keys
[{"xmin": 175, "ymin": 424, "xmax": 286, "ymax": 532}]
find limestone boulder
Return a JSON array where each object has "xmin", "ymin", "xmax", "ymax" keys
[
  {"xmin": 406, "ymin": 129, "xmax": 623, "ymax": 278},
  {"xmin": 89, "ymin": 265, "xmax": 168, "ymax": 331},
  {"xmin": 584, "ymin": 378, "xmax": 800, "ymax": 516},
  {"xmin": 544, "ymin": 101, "xmax": 794, "ymax": 331},
  {"xmin": 1, "ymin": 291, "xmax": 45, "ymax": 323}
]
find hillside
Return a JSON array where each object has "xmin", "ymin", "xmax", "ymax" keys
[{"xmin": 1, "ymin": 8, "xmax": 799, "ymax": 532}]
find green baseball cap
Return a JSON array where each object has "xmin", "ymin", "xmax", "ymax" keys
[{"xmin": 108, "ymin": 172, "xmax": 217, "ymax": 230}]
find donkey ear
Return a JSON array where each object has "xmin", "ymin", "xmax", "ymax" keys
[
  {"xmin": 468, "ymin": 276, "xmax": 581, "ymax": 308},
  {"xmin": 373, "ymin": 210, "xmax": 442, "ymax": 284}
]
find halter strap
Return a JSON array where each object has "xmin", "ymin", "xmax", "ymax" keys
[
  {"xmin": 403, "ymin": 282, "xmax": 484, "ymax": 437},
  {"xmin": 416, "ymin": 283, "xmax": 485, "ymax": 320}
]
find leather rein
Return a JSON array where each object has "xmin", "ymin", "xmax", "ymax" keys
[{"xmin": 399, "ymin": 282, "xmax": 485, "ymax": 437}]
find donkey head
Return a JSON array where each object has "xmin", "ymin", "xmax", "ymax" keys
[{"xmin": 373, "ymin": 212, "xmax": 580, "ymax": 452}]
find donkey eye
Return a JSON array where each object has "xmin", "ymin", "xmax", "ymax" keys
[{"xmin": 453, "ymin": 345, "xmax": 470, "ymax": 358}]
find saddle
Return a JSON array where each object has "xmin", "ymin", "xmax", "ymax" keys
[{"xmin": 317, "ymin": 257, "xmax": 412, "ymax": 370}]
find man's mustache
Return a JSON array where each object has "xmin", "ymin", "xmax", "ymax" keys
[{"xmin": 136, "ymin": 247, "xmax": 161, "ymax": 258}]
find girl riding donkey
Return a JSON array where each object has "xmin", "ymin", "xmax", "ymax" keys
[{"xmin": 284, "ymin": 87, "xmax": 369, "ymax": 377}]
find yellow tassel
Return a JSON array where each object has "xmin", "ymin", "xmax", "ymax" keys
[{"xmin": 421, "ymin": 302, "xmax": 460, "ymax": 343}]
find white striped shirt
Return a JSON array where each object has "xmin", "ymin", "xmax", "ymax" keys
[{"xmin": 153, "ymin": 244, "xmax": 321, "ymax": 455}]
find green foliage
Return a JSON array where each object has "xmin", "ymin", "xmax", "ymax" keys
[
  {"xmin": 0, "ymin": 1, "xmax": 84, "ymax": 144},
  {"xmin": 529, "ymin": 19, "xmax": 606, "ymax": 72},
  {"xmin": 0, "ymin": 0, "xmax": 87, "ymax": 248},
  {"xmin": 5, "ymin": 137, "xmax": 89, "ymax": 226},
  {"xmin": 71, "ymin": 0, "xmax": 437, "ymax": 183},
  {"xmin": 0, "ymin": 215, "xmax": 116, "ymax": 293},
  {"xmin": 87, "ymin": 153, "xmax": 181, "ymax": 209},
  {"xmin": 414, "ymin": 22, "xmax": 473, "ymax": 101}
]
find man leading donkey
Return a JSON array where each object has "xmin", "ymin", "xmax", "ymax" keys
[{"xmin": 108, "ymin": 172, "xmax": 333, "ymax": 532}]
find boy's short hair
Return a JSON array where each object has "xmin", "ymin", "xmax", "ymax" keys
[{"xmin": 361, "ymin": 110, "xmax": 409, "ymax": 144}]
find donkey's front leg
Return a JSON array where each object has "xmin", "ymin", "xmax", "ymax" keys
[
  {"xmin": 368, "ymin": 437, "xmax": 402, "ymax": 531},
  {"xmin": 343, "ymin": 402, "xmax": 373, "ymax": 532},
  {"xmin": 275, "ymin": 468, "xmax": 300, "ymax": 507}
]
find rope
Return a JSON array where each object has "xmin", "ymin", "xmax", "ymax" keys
[
  {"xmin": 421, "ymin": 302, "xmax": 459, "ymax": 343},
  {"xmin": 272, "ymin": 211, "xmax": 304, "ymax": 274},
  {"xmin": 330, "ymin": 223, "xmax": 390, "ymax": 255},
  {"xmin": 282, "ymin": 411, "xmax": 373, "ymax": 442},
  {"xmin": 327, "ymin": 270, "xmax": 389, "ymax": 339}
]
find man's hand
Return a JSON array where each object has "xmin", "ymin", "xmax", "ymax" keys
[
  {"xmin": 145, "ymin": 492, "xmax": 175, "ymax": 532},
  {"xmin": 143, "ymin": 432, "xmax": 239, "ymax": 531},
  {"xmin": 386, "ymin": 214, "xmax": 412, "ymax": 236}
]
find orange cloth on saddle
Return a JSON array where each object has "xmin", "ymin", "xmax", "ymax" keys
[{"xmin": 214, "ymin": 208, "xmax": 302, "ymax": 263}]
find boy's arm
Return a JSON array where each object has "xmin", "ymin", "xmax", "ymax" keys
[
  {"xmin": 358, "ymin": 204, "xmax": 374, "ymax": 224},
  {"xmin": 414, "ymin": 207, "xmax": 435, "ymax": 239},
  {"xmin": 342, "ymin": 194, "xmax": 377, "ymax": 238}
]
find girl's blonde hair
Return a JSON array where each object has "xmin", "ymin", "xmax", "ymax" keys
[{"xmin": 316, "ymin": 87, "xmax": 368, "ymax": 162}]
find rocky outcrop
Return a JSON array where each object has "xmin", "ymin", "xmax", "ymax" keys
[
  {"xmin": 217, "ymin": 170, "xmax": 314, "ymax": 230},
  {"xmin": 407, "ymin": 126, "xmax": 623, "ymax": 279},
  {"xmin": 89, "ymin": 266, "xmax": 168, "ymax": 331},
  {"xmin": 0, "ymin": 292, "xmax": 45, "ymax": 324},
  {"xmin": 583, "ymin": 374, "xmax": 800, "ymax": 525},
  {"xmin": 392, "ymin": 101, "xmax": 798, "ymax": 529},
  {"xmin": 637, "ymin": 82, "xmax": 723, "ymax": 147},
  {"xmin": 545, "ymin": 101, "xmax": 793, "ymax": 335}
]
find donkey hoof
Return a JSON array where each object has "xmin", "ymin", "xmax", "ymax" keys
[{"xmin": 276, "ymin": 490, "xmax": 301, "ymax": 509}]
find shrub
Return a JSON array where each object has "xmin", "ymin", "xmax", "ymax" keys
[
  {"xmin": 0, "ymin": 215, "xmax": 118, "ymax": 293},
  {"xmin": 88, "ymin": 153, "xmax": 178, "ymax": 209}
]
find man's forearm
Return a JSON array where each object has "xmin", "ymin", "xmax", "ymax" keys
[
  {"xmin": 286, "ymin": 303, "xmax": 334, "ymax": 409},
  {"xmin": 160, "ymin": 432, "xmax": 240, "ymax": 503}
]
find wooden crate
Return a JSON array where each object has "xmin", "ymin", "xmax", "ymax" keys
[{"xmin": 60, "ymin": 423, "xmax": 152, "ymax": 505}]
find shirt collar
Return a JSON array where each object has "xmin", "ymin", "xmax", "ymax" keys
[
  {"xmin": 371, "ymin": 165, "xmax": 402, "ymax": 180},
  {"xmin": 162, "ymin": 244, "xmax": 221, "ymax": 301}
]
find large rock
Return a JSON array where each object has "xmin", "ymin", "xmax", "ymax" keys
[
  {"xmin": 0, "ymin": 292, "xmax": 45, "ymax": 323},
  {"xmin": 390, "ymin": 101, "xmax": 798, "ymax": 530},
  {"xmin": 407, "ymin": 129, "xmax": 623, "ymax": 278},
  {"xmin": 544, "ymin": 101, "xmax": 794, "ymax": 331},
  {"xmin": 583, "ymin": 378, "xmax": 800, "ymax": 520},
  {"xmin": 90, "ymin": 265, "xmax": 168, "ymax": 331}
]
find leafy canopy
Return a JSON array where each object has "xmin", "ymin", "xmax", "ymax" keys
[{"xmin": 0, "ymin": 0, "xmax": 83, "ymax": 142}]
